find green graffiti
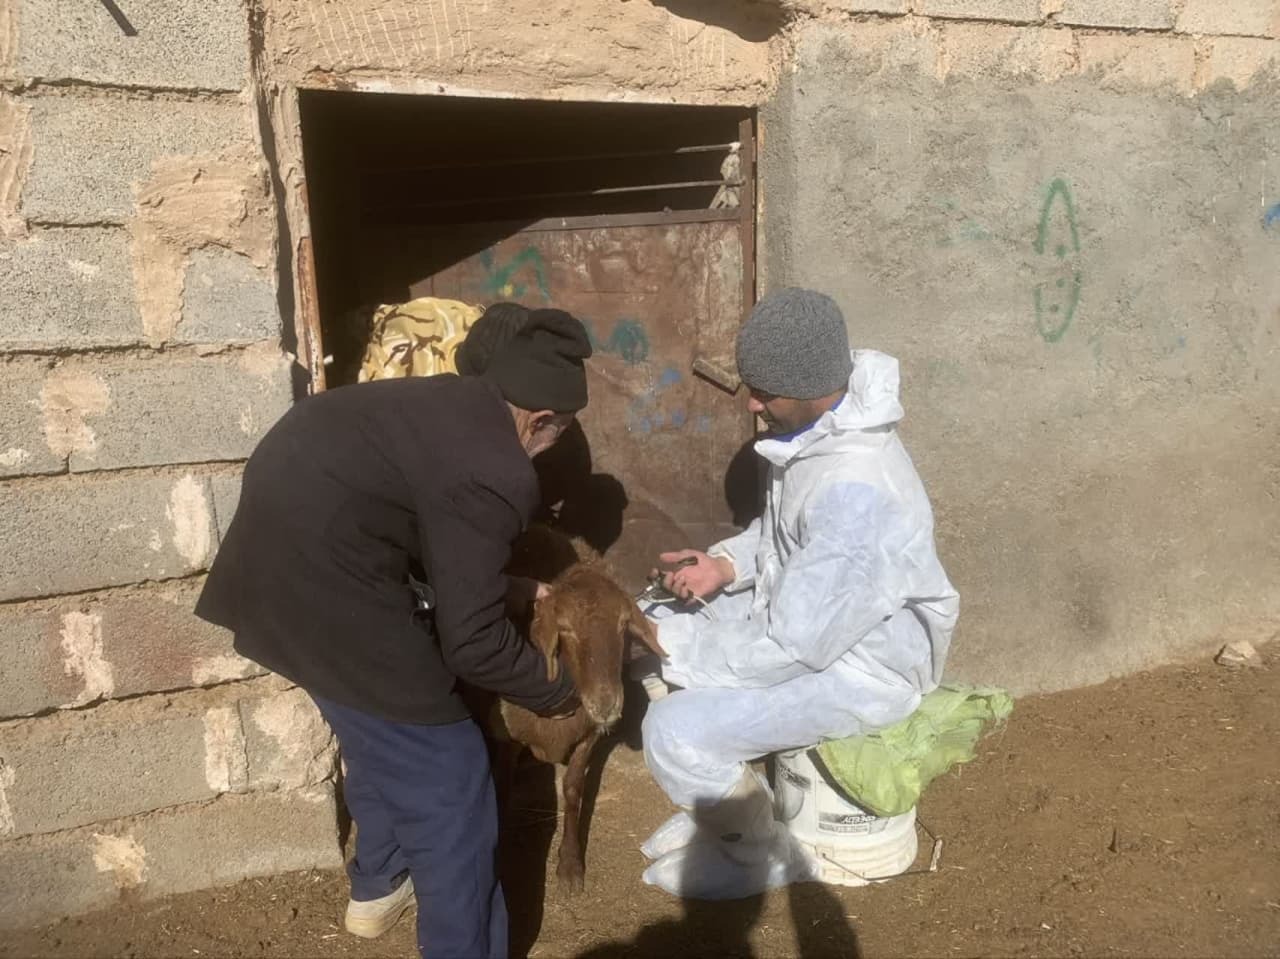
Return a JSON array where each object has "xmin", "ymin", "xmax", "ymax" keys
[
  {"xmin": 1033, "ymin": 178, "xmax": 1083, "ymax": 344},
  {"xmin": 480, "ymin": 247, "xmax": 551, "ymax": 302},
  {"xmin": 933, "ymin": 196, "xmax": 992, "ymax": 247},
  {"xmin": 584, "ymin": 317, "xmax": 651, "ymax": 365},
  {"xmin": 1088, "ymin": 333, "xmax": 1104, "ymax": 370}
]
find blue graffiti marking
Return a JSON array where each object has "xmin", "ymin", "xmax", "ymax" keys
[
  {"xmin": 1263, "ymin": 202, "xmax": 1280, "ymax": 232},
  {"xmin": 626, "ymin": 364, "xmax": 690, "ymax": 434},
  {"xmin": 610, "ymin": 319, "xmax": 650, "ymax": 365},
  {"xmin": 585, "ymin": 317, "xmax": 651, "ymax": 366}
]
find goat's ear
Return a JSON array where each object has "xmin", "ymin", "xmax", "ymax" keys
[
  {"xmin": 626, "ymin": 606, "xmax": 666, "ymax": 658},
  {"xmin": 531, "ymin": 607, "xmax": 561, "ymax": 681}
]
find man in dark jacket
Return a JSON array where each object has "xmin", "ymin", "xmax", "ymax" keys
[{"xmin": 196, "ymin": 310, "xmax": 591, "ymax": 959}]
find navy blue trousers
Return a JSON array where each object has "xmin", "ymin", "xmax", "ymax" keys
[{"xmin": 312, "ymin": 695, "xmax": 507, "ymax": 959}]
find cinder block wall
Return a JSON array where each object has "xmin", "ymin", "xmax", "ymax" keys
[
  {"xmin": 0, "ymin": 0, "xmax": 780, "ymax": 930},
  {"xmin": 0, "ymin": 0, "xmax": 340, "ymax": 929},
  {"xmin": 762, "ymin": 1, "xmax": 1280, "ymax": 693}
]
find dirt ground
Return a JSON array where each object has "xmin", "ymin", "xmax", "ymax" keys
[{"xmin": 5, "ymin": 650, "xmax": 1279, "ymax": 959}]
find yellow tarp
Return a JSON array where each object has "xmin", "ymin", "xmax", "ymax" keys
[{"xmin": 357, "ymin": 297, "xmax": 485, "ymax": 382}]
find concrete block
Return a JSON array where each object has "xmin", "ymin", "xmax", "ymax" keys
[
  {"xmin": 52, "ymin": 349, "xmax": 292, "ymax": 473},
  {"xmin": 0, "ymin": 356, "xmax": 62, "ymax": 478},
  {"xmin": 1177, "ymin": 0, "xmax": 1280, "ymax": 38},
  {"xmin": 1057, "ymin": 0, "xmax": 1176, "ymax": 30},
  {"xmin": 1077, "ymin": 34, "xmax": 1196, "ymax": 93},
  {"xmin": 13, "ymin": 0, "xmax": 250, "ymax": 91},
  {"xmin": 0, "ymin": 705, "xmax": 216, "ymax": 837},
  {"xmin": 0, "ymin": 228, "xmax": 142, "ymax": 348},
  {"xmin": 268, "ymin": 0, "xmax": 770, "ymax": 104},
  {"xmin": 240, "ymin": 687, "xmax": 337, "ymax": 791},
  {"xmin": 0, "ymin": 679, "xmax": 323, "ymax": 838},
  {"xmin": 0, "ymin": 827, "xmax": 119, "ymax": 930},
  {"xmin": 132, "ymin": 785, "xmax": 342, "ymax": 898},
  {"xmin": 0, "ymin": 606, "xmax": 76, "ymax": 719},
  {"xmin": 22, "ymin": 97, "xmax": 253, "ymax": 224},
  {"xmin": 130, "ymin": 158, "xmax": 277, "ymax": 345},
  {"xmin": 0, "ymin": 471, "xmax": 215, "ymax": 602},
  {"xmin": 104, "ymin": 583, "xmax": 257, "ymax": 693},
  {"xmin": 0, "ymin": 580, "xmax": 262, "ymax": 720},
  {"xmin": 825, "ymin": 0, "xmax": 911, "ymax": 13},
  {"xmin": 0, "ymin": 96, "xmax": 32, "ymax": 237},
  {"xmin": 820, "ymin": 17, "xmax": 940, "ymax": 78},
  {"xmin": 939, "ymin": 23, "xmax": 1077, "ymax": 80},
  {"xmin": 210, "ymin": 470, "xmax": 243, "ymax": 544},
  {"xmin": 1200, "ymin": 37, "xmax": 1280, "ymax": 88},
  {"xmin": 177, "ymin": 249, "xmax": 282, "ymax": 344},
  {"xmin": 0, "ymin": 786, "xmax": 341, "ymax": 930},
  {"xmin": 918, "ymin": 0, "xmax": 1042, "ymax": 23}
]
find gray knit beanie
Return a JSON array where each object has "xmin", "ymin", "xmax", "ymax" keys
[{"xmin": 736, "ymin": 288, "xmax": 853, "ymax": 399}]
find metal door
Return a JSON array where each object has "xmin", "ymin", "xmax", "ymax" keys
[{"xmin": 417, "ymin": 212, "xmax": 753, "ymax": 588}]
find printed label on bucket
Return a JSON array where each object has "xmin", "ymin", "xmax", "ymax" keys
[{"xmin": 818, "ymin": 810, "xmax": 888, "ymax": 836}]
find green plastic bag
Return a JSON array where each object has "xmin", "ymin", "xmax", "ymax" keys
[{"xmin": 814, "ymin": 685, "xmax": 1013, "ymax": 818}]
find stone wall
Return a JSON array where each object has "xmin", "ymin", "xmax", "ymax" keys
[
  {"xmin": 0, "ymin": 0, "xmax": 783, "ymax": 931},
  {"xmin": 258, "ymin": 0, "xmax": 778, "ymax": 103},
  {"xmin": 0, "ymin": 0, "xmax": 340, "ymax": 929},
  {"xmin": 761, "ymin": 1, "xmax": 1280, "ymax": 693}
]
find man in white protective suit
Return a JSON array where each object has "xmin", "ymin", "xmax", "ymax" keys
[{"xmin": 637, "ymin": 287, "xmax": 960, "ymax": 899}]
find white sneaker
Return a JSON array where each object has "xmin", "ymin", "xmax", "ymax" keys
[{"xmin": 344, "ymin": 876, "xmax": 415, "ymax": 939}]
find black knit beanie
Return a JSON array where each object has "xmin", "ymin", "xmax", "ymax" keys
[
  {"xmin": 456, "ymin": 302, "xmax": 531, "ymax": 377},
  {"xmin": 483, "ymin": 309, "xmax": 593, "ymax": 413}
]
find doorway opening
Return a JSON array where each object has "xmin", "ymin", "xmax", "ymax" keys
[{"xmin": 297, "ymin": 90, "xmax": 758, "ymax": 588}]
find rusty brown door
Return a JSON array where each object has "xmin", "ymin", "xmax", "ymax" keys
[{"xmin": 408, "ymin": 213, "xmax": 753, "ymax": 589}]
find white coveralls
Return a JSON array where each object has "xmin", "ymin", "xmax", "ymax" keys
[{"xmin": 640, "ymin": 350, "xmax": 959, "ymax": 896}]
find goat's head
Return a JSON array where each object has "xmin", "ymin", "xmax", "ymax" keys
[{"xmin": 531, "ymin": 568, "xmax": 665, "ymax": 729}]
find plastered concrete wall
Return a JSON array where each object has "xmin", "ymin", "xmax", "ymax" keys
[
  {"xmin": 761, "ymin": 3, "xmax": 1280, "ymax": 693},
  {"xmin": 0, "ymin": 0, "xmax": 340, "ymax": 930}
]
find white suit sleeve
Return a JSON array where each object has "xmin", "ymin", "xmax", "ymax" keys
[
  {"xmin": 706, "ymin": 517, "xmax": 762, "ymax": 593},
  {"xmin": 660, "ymin": 482, "xmax": 907, "ymax": 689}
]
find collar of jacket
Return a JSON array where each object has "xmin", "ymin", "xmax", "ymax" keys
[{"xmin": 753, "ymin": 350, "xmax": 905, "ymax": 467}]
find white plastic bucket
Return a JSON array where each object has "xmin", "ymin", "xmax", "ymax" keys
[{"xmin": 772, "ymin": 747, "xmax": 918, "ymax": 887}]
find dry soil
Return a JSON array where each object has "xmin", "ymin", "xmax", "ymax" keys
[{"xmin": 5, "ymin": 650, "xmax": 1278, "ymax": 958}]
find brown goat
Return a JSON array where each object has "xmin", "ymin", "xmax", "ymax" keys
[{"xmin": 491, "ymin": 525, "xmax": 664, "ymax": 891}]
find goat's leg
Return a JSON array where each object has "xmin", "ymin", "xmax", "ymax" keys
[
  {"xmin": 492, "ymin": 739, "xmax": 521, "ymax": 824},
  {"xmin": 555, "ymin": 728, "xmax": 602, "ymax": 893}
]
